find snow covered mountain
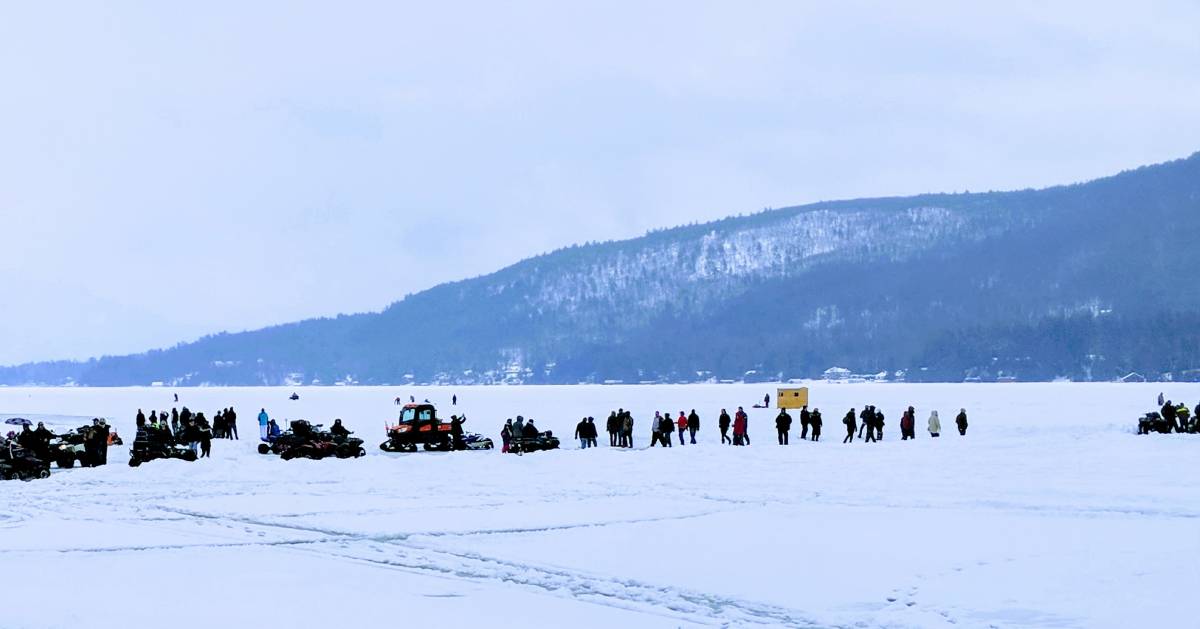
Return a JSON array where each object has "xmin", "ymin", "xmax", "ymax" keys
[{"xmin": 6, "ymin": 152, "xmax": 1200, "ymax": 385}]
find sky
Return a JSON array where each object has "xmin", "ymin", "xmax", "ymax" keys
[{"xmin": 1, "ymin": 1, "xmax": 1198, "ymax": 365}]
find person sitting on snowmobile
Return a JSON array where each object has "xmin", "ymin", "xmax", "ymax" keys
[
  {"xmin": 521, "ymin": 419, "xmax": 539, "ymax": 438},
  {"xmin": 330, "ymin": 419, "xmax": 350, "ymax": 438}
]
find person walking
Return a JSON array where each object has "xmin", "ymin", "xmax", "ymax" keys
[
  {"xmin": 733, "ymin": 407, "xmax": 748, "ymax": 446},
  {"xmin": 843, "ymin": 409, "xmax": 857, "ymax": 443},
  {"xmin": 775, "ymin": 408, "xmax": 792, "ymax": 445},
  {"xmin": 863, "ymin": 407, "xmax": 877, "ymax": 443},
  {"xmin": 955, "ymin": 408, "xmax": 969, "ymax": 436},
  {"xmin": 587, "ymin": 417, "xmax": 598, "ymax": 448},
  {"xmin": 676, "ymin": 412, "xmax": 688, "ymax": 445},
  {"xmin": 575, "ymin": 417, "xmax": 590, "ymax": 449},
  {"xmin": 928, "ymin": 410, "xmax": 941, "ymax": 437},
  {"xmin": 719, "ymin": 409, "xmax": 732, "ymax": 445},
  {"xmin": 687, "ymin": 409, "xmax": 699, "ymax": 444},
  {"xmin": 799, "ymin": 405, "xmax": 811, "ymax": 440},
  {"xmin": 258, "ymin": 408, "xmax": 270, "ymax": 440},
  {"xmin": 810, "ymin": 409, "xmax": 822, "ymax": 441}
]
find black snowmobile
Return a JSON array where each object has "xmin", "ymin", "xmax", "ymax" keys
[
  {"xmin": 0, "ymin": 444, "xmax": 52, "ymax": 480},
  {"xmin": 128, "ymin": 427, "xmax": 198, "ymax": 467},
  {"xmin": 508, "ymin": 429, "xmax": 560, "ymax": 454}
]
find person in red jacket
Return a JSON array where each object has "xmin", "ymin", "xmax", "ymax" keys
[
  {"xmin": 733, "ymin": 407, "xmax": 749, "ymax": 446},
  {"xmin": 676, "ymin": 412, "xmax": 688, "ymax": 445}
]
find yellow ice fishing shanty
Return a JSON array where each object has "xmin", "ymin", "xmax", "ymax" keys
[{"xmin": 776, "ymin": 387, "xmax": 809, "ymax": 409}]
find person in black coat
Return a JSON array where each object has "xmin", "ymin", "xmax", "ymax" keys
[
  {"xmin": 226, "ymin": 407, "xmax": 238, "ymax": 440},
  {"xmin": 718, "ymin": 409, "xmax": 732, "ymax": 445},
  {"xmin": 575, "ymin": 418, "xmax": 590, "ymax": 449},
  {"xmin": 874, "ymin": 408, "xmax": 885, "ymax": 441},
  {"xmin": 799, "ymin": 406, "xmax": 811, "ymax": 440},
  {"xmin": 522, "ymin": 419, "xmax": 540, "ymax": 438},
  {"xmin": 810, "ymin": 409, "xmax": 823, "ymax": 441},
  {"xmin": 586, "ymin": 417, "xmax": 598, "ymax": 448},
  {"xmin": 858, "ymin": 406, "xmax": 872, "ymax": 439},
  {"xmin": 843, "ymin": 409, "xmax": 857, "ymax": 443},
  {"xmin": 1161, "ymin": 401, "xmax": 1178, "ymax": 432},
  {"xmin": 862, "ymin": 406, "xmax": 877, "ymax": 443},
  {"xmin": 607, "ymin": 412, "xmax": 619, "ymax": 446},
  {"xmin": 450, "ymin": 415, "xmax": 466, "ymax": 450},
  {"xmin": 687, "ymin": 410, "xmax": 700, "ymax": 444},
  {"xmin": 955, "ymin": 408, "xmax": 969, "ymax": 436},
  {"xmin": 775, "ymin": 409, "xmax": 792, "ymax": 445},
  {"xmin": 330, "ymin": 419, "xmax": 350, "ymax": 438}
]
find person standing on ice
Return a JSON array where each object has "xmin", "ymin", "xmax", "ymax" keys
[
  {"xmin": 650, "ymin": 412, "xmax": 663, "ymax": 447},
  {"xmin": 606, "ymin": 412, "xmax": 618, "ymax": 446},
  {"xmin": 718, "ymin": 409, "xmax": 732, "ymax": 444},
  {"xmin": 452, "ymin": 394, "xmax": 457, "ymax": 406},
  {"xmin": 955, "ymin": 408, "xmax": 969, "ymax": 435},
  {"xmin": 775, "ymin": 408, "xmax": 791, "ymax": 445},
  {"xmin": 763, "ymin": 393, "xmax": 770, "ymax": 408},
  {"xmin": 513, "ymin": 416, "xmax": 525, "ymax": 441},
  {"xmin": 900, "ymin": 409, "xmax": 914, "ymax": 440},
  {"xmin": 799, "ymin": 405, "xmax": 811, "ymax": 440},
  {"xmin": 622, "ymin": 411, "xmax": 633, "ymax": 448},
  {"xmin": 858, "ymin": 406, "xmax": 871, "ymax": 439},
  {"xmin": 500, "ymin": 419, "xmax": 513, "ymax": 453},
  {"xmin": 874, "ymin": 407, "xmax": 885, "ymax": 441},
  {"xmin": 687, "ymin": 409, "xmax": 699, "ymax": 444},
  {"xmin": 928, "ymin": 410, "xmax": 941, "ymax": 437},
  {"xmin": 733, "ymin": 407, "xmax": 748, "ymax": 445},
  {"xmin": 660, "ymin": 412, "xmax": 674, "ymax": 447},
  {"xmin": 171, "ymin": 408, "xmax": 180, "ymax": 435},
  {"xmin": 136, "ymin": 409, "xmax": 146, "ymax": 427},
  {"xmin": 863, "ymin": 407, "xmax": 877, "ymax": 443},
  {"xmin": 676, "ymin": 412, "xmax": 688, "ymax": 445},
  {"xmin": 842, "ymin": 409, "xmax": 857, "ymax": 443},
  {"xmin": 810, "ymin": 408, "xmax": 823, "ymax": 441},
  {"xmin": 1157, "ymin": 392, "xmax": 1165, "ymax": 406},
  {"xmin": 257, "ymin": 408, "xmax": 270, "ymax": 440},
  {"xmin": 575, "ymin": 417, "xmax": 590, "ymax": 449}
]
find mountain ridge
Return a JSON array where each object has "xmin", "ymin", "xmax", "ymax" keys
[{"xmin": 5, "ymin": 151, "xmax": 1200, "ymax": 385}]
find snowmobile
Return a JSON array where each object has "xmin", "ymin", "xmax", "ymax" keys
[
  {"xmin": 508, "ymin": 430, "xmax": 560, "ymax": 454},
  {"xmin": 128, "ymin": 428, "xmax": 198, "ymax": 467},
  {"xmin": 0, "ymin": 445, "xmax": 52, "ymax": 480},
  {"xmin": 380, "ymin": 403, "xmax": 456, "ymax": 452},
  {"xmin": 258, "ymin": 419, "xmax": 314, "ymax": 456},
  {"xmin": 1137, "ymin": 412, "xmax": 1171, "ymax": 434},
  {"xmin": 460, "ymin": 433, "xmax": 495, "ymax": 451}
]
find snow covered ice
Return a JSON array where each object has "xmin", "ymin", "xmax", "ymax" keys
[{"xmin": 2, "ymin": 383, "xmax": 1197, "ymax": 628}]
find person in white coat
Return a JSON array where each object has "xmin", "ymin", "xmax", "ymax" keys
[{"xmin": 928, "ymin": 410, "xmax": 942, "ymax": 438}]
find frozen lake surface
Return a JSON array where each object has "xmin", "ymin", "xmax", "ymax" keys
[{"xmin": 2, "ymin": 383, "xmax": 1197, "ymax": 628}]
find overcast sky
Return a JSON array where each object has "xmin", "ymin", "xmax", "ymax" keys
[{"xmin": 1, "ymin": 1, "xmax": 1198, "ymax": 365}]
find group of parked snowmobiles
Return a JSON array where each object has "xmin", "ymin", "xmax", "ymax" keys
[
  {"xmin": 258, "ymin": 418, "xmax": 366, "ymax": 460},
  {"xmin": 2, "ymin": 418, "xmax": 119, "ymax": 480},
  {"xmin": 379, "ymin": 404, "xmax": 495, "ymax": 452},
  {"xmin": 129, "ymin": 424, "xmax": 200, "ymax": 467}
]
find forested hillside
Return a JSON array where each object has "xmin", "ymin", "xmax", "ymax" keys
[{"xmin": 5, "ymin": 152, "xmax": 1199, "ymax": 385}]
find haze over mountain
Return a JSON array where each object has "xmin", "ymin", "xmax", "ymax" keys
[
  {"xmin": 2, "ymin": 153, "xmax": 1200, "ymax": 386},
  {"xmin": 4, "ymin": 152, "xmax": 1199, "ymax": 386}
]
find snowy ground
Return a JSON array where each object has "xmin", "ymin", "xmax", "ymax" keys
[{"xmin": 1, "ymin": 383, "xmax": 1197, "ymax": 629}]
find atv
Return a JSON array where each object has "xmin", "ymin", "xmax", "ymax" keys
[
  {"xmin": 128, "ymin": 428, "xmax": 198, "ymax": 467},
  {"xmin": 0, "ymin": 445, "xmax": 52, "ymax": 480},
  {"xmin": 508, "ymin": 430, "xmax": 560, "ymax": 454},
  {"xmin": 261, "ymin": 419, "xmax": 365, "ymax": 460},
  {"xmin": 48, "ymin": 429, "xmax": 93, "ymax": 468}
]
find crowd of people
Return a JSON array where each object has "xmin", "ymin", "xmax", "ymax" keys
[
  {"xmin": 498, "ymin": 403, "xmax": 970, "ymax": 451},
  {"xmin": 3, "ymin": 419, "xmax": 113, "ymax": 465},
  {"xmin": 1143, "ymin": 393, "xmax": 1200, "ymax": 434},
  {"xmin": 134, "ymin": 406, "xmax": 238, "ymax": 458}
]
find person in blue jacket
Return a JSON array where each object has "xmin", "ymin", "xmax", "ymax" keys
[{"xmin": 258, "ymin": 408, "xmax": 270, "ymax": 440}]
